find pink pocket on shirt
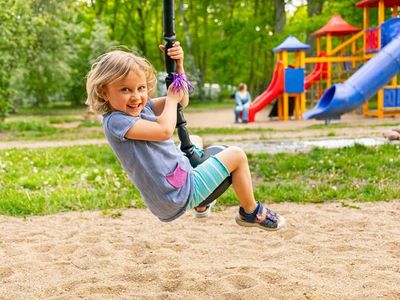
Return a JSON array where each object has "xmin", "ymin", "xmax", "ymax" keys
[{"xmin": 166, "ymin": 164, "xmax": 188, "ymax": 189}]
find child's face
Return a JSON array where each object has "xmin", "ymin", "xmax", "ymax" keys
[{"xmin": 104, "ymin": 70, "xmax": 148, "ymax": 116}]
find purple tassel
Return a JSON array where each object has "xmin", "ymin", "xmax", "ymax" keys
[{"xmin": 170, "ymin": 73, "xmax": 194, "ymax": 93}]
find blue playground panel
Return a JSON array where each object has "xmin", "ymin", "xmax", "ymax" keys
[
  {"xmin": 381, "ymin": 17, "xmax": 400, "ymax": 48},
  {"xmin": 384, "ymin": 88, "xmax": 400, "ymax": 108},
  {"xmin": 284, "ymin": 68, "xmax": 305, "ymax": 93}
]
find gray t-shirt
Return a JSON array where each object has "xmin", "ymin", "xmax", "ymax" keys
[{"xmin": 102, "ymin": 101, "xmax": 193, "ymax": 222}]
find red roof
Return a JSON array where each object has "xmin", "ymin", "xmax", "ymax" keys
[
  {"xmin": 312, "ymin": 15, "xmax": 361, "ymax": 37},
  {"xmin": 356, "ymin": 0, "xmax": 400, "ymax": 8}
]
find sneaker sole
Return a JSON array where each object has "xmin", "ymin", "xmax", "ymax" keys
[
  {"xmin": 235, "ymin": 214, "xmax": 286, "ymax": 231},
  {"xmin": 194, "ymin": 200, "xmax": 216, "ymax": 218}
]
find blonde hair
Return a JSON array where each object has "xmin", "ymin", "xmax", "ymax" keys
[
  {"xmin": 238, "ymin": 83, "xmax": 247, "ymax": 91},
  {"xmin": 86, "ymin": 50, "xmax": 157, "ymax": 114}
]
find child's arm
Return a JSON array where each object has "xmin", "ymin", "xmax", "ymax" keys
[
  {"xmin": 151, "ymin": 96, "xmax": 167, "ymax": 116},
  {"xmin": 174, "ymin": 50, "xmax": 189, "ymax": 108},
  {"xmin": 158, "ymin": 41, "xmax": 189, "ymax": 108},
  {"xmin": 235, "ymin": 93, "xmax": 243, "ymax": 108},
  {"xmin": 124, "ymin": 87, "xmax": 183, "ymax": 142}
]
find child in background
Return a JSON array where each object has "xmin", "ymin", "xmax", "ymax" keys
[
  {"xmin": 234, "ymin": 83, "xmax": 251, "ymax": 123},
  {"xmin": 85, "ymin": 42, "xmax": 285, "ymax": 230}
]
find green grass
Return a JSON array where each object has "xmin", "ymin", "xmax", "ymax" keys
[
  {"xmin": 16, "ymin": 105, "xmax": 86, "ymax": 116},
  {"xmin": 0, "ymin": 119, "xmax": 104, "ymax": 141},
  {"xmin": 185, "ymin": 100, "xmax": 233, "ymax": 111},
  {"xmin": 248, "ymin": 143, "xmax": 400, "ymax": 203},
  {"xmin": 0, "ymin": 145, "xmax": 142, "ymax": 216},
  {"xmin": 327, "ymin": 131, "xmax": 336, "ymax": 137},
  {"xmin": 1, "ymin": 143, "xmax": 399, "ymax": 216}
]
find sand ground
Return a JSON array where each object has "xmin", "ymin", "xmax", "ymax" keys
[
  {"xmin": 1, "ymin": 202, "xmax": 399, "ymax": 299},
  {"xmin": 1, "ymin": 109, "xmax": 400, "ymax": 299}
]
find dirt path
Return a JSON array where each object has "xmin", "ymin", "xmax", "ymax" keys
[{"xmin": 0, "ymin": 109, "xmax": 399, "ymax": 150}]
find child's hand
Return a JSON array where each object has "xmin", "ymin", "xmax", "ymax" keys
[
  {"xmin": 167, "ymin": 84, "xmax": 185, "ymax": 104},
  {"xmin": 159, "ymin": 41, "xmax": 184, "ymax": 73}
]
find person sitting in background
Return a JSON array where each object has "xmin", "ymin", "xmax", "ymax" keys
[{"xmin": 234, "ymin": 83, "xmax": 251, "ymax": 123}]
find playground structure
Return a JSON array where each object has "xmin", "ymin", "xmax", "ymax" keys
[{"xmin": 248, "ymin": 0, "xmax": 400, "ymax": 122}]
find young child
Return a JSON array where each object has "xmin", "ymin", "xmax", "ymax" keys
[
  {"xmin": 86, "ymin": 42, "xmax": 285, "ymax": 230},
  {"xmin": 234, "ymin": 83, "xmax": 251, "ymax": 123}
]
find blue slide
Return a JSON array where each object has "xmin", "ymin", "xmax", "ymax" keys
[{"xmin": 304, "ymin": 35, "xmax": 400, "ymax": 120}]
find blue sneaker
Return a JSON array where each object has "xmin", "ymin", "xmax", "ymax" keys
[{"xmin": 235, "ymin": 201, "xmax": 285, "ymax": 231}]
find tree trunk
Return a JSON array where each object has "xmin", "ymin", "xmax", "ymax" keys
[
  {"xmin": 179, "ymin": 0, "xmax": 205, "ymax": 101},
  {"xmin": 154, "ymin": 4, "xmax": 164, "ymax": 66},
  {"xmin": 91, "ymin": 0, "xmax": 107, "ymax": 22},
  {"xmin": 306, "ymin": 0, "xmax": 324, "ymax": 57},
  {"xmin": 136, "ymin": 7, "xmax": 147, "ymax": 56},
  {"xmin": 200, "ymin": 3, "xmax": 209, "ymax": 101},
  {"xmin": 119, "ymin": 1, "xmax": 134, "ymax": 42},
  {"xmin": 226, "ymin": 0, "xmax": 235, "ymax": 18},
  {"xmin": 274, "ymin": 0, "xmax": 286, "ymax": 34},
  {"xmin": 110, "ymin": 0, "xmax": 120, "ymax": 39}
]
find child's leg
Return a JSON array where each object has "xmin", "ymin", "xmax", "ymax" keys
[
  {"xmin": 234, "ymin": 107, "xmax": 241, "ymax": 123},
  {"xmin": 242, "ymin": 106, "xmax": 249, "ymax": 122},
  {"xmin": 188, "ymin": 134, "xmax": 208, "ymax": 213},
  {"xmin": 189, "ymin": 134, "xmax": 203, "ymax": 150},
  {"xmin": 214, "ymin": 146, "xmax": 257, "ymax": 212}
]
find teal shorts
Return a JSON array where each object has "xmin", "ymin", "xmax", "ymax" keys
[{"xmin": 188, "ymin": 156, "xmax": 230, "ymax": 209}]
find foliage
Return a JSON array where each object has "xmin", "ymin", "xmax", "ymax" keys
[{"xmin": 0, "ymin": 0, "xmax": 370, "ymax": 120}]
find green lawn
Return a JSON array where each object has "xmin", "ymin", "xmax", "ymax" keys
[
  {"xmin": 1, "ymin": 106, "xmax": 400, "ymax": 217},
  {"xmin": 1, "ymin": 143, "xmax": 399, "ymax": 216}
]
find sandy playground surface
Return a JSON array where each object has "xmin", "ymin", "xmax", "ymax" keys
[
  {"xmin": 1, "ymin": 202, "xmax": 400, "ymax": 299},
  {"xmin": 1, "ymin": 109, "xmax": 400, "ymax": 299}
]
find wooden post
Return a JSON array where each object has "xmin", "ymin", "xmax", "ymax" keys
[
  {"xmin": 294, "ymin": 94, "xmax": 300, "ymax": 120},
  {"xmin": 377, "ymin": 89, "xmax": 384, "ymax": 118},
  {"xmin": 392, "ymin": 75, "xmax": 398, "ymax": 86},
  {"xmin": 278, "ymin": 96, "xmax": 283, "ymax": 120},
  {"xmin": 283, "ymin": 93, "xmax": 289, "ymax": 121},
  {"xmin": 281, "ymin": 51, "xmax": 289, "ymax": 120},
  {"xmin": 282, "ymin": 51, "xmax": 288, "ymax": 68},
  {"xmin": 363, "ymin": 7, "xmax": 369, "ymax": 56},
  {"xmin": 363, "ymin": 101, "xmax": 369, "ymax": 116},
  {"xmin": 300, "ymin": 92, "xmax": 306, "ymax": 116},
  {"xmin": 300, "ymin": 51, "xmax": 305, "ymax": 68},
  {"xmin": 363, "ymin": 6, "xmax": 370, "ymax": 114},
  {"xmin": 326, "ymin": 33, "xmax": 332, "ymax": 88},
  {"xmin": 300, "ymin": 50, "xmax": 306, "ymax": 117},
  {"xmin": 351, "ymin": 37, "xmax": 357, "ymax": 68},
  {"xmin": 378, "ymin": 0, "xmax": 385, "ymax": 49},
  {"xmin": 293, "ymin": 52, "xmax": 297, "ymax": 68}
]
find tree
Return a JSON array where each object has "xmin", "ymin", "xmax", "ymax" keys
[
  {"xmin": 0, "ymin": 0, "xmax": 31, "ymax": 118},
  {"xmin": 179, "ymin": 0, "xmax": 205, "ymax": 100},
  {"xmin": 306, "ymin": 0, "xmax": 324, "ymax": 56},
  {"xmin": 274, "ymin": 0, "xmax": 286, "ymax": 34}
]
